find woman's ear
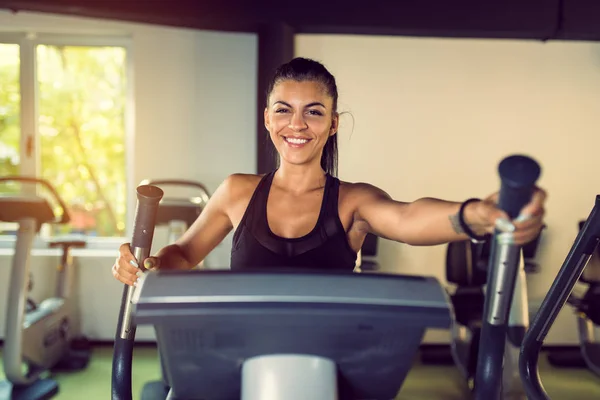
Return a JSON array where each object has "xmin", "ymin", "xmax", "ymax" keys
[
  {"xmin": 264, "ymin": 107, "xmax": 270, "ymax": 131},
  {"xmin": 330, "ymin": 112, "xmax": 339, "ymax": 136}
]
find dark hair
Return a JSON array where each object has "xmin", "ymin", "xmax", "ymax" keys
[{"xmin": 266, "ymin": 57, "xmax": 339, "ymax": 176}]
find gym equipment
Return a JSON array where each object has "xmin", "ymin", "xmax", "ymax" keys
[
  {"xmin": 137, "ymin": 179, "xmax": 210, "ymax": 246},
  {"xmin": 112, "ymin": 185, "xmax": 164, "ymax": 400},
  {"xmin": 134, "ymin": 269, "xmax": 451, "ymax": 400},
  {"xmin": 0, "ymin": 176, "xmax": 91, "ymax": 400},
  {"xmin": 443, "ymin": 226, "xmax": 544, "ymax": 394},
  {"xmin": 473, "ymin": 154, "xmax": 541, "ymax": 400},
  {"xmin": 135, "ymin": 179, "xmax": 210, "ymax": 398},
  {"xmin": 443, "ymin": 239, "xmax": 488, "ymax": 389},
  {"xmin": 355, "ymin": 232, "xmax": 380, "ymax": 272},
  {"xmin": 544, "ymin": 220, "xmax": 600, "ymax": 377},
  {"xmin": 521, "ymin": 196, "xmax": 600, "ymax": 399},
  {"xmin": 111, "ymin": 154, "xmax": 539, "ymax": 400},
  {"xmin": 111, "ymin": 184, "xmax": 452, "ymax": 400}
]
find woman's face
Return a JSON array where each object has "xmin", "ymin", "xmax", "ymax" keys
[{"xmin": 265, "ymin": 80, "xmax": 338, "ymax": 170}]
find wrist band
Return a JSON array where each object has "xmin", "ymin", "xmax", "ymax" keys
[{"xmin": 458, "ymin": 198, "xmax": 488, "ymax": 242}]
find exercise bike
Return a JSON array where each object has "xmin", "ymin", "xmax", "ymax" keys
[
  {"xmin": 111, "ymin": 154, "xmax": 541, "ymax": 400},
  {"xmin": 0, "ymin": 176, "xmax": 91, "ymax": 400}
]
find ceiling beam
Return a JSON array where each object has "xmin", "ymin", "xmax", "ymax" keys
[{"xmin": 0, "ymin": 0, "xmax": 575, "ymax": 41}]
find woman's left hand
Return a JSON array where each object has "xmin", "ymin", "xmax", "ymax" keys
[{"xmin": 465, "ymin": 187, "xmax": 547, "ymax": 245}]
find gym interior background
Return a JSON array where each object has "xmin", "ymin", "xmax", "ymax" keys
[{"xmin": 1, "ymin": 1, "xmax": 600, "ymax": 398}]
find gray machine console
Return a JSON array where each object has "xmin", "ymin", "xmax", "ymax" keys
[{"xmin": 134, "ymin": 270, "xmax": 452, "ymax": 399}]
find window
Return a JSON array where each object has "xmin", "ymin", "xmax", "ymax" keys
[
  {"xmin": 0, "ymin": 34, "xmax": 131, "ymax": 242},
  {"xmin": 0, "ymin": 43, "xmax": 20, "ymax": 178}
]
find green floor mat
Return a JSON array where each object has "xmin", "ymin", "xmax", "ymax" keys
[{"xmin": 2, "ymin": 346, "xmax": 600, "ymax": 399}]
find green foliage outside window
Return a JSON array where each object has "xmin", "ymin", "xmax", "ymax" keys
[{"xmin": 0, "ymin": 43, "xmax": 127, "ymax": 237}]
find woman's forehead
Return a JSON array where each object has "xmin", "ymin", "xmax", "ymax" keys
[{"xmin": 270, "ymin": 80, "xmax": 332, "ymax": 105}]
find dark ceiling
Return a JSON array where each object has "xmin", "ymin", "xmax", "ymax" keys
[{"xmin": 1, "ymin": 0, "xmax": 600, "ymax": 41}]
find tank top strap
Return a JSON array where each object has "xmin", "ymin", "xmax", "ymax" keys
[
  {"xmin": 232, "ymin": 171, "xmax": 274, "ymax": 245},
  {"xmin": 320, "ymin": 174, "xmax": 343, "ymax": 239},
  {"xmin": 247, "ymin": 170, "xmax": 275, "ymax": 230}
]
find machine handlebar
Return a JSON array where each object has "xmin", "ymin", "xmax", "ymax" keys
[
  {"xmin": 111, "ymin": 184, "xmax": 163, "ymax": 400},
  {"xmin": 474, "ymin": 154, "xmax": 541, "ymax": 400}
]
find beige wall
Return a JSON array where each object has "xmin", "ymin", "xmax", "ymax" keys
[{"xmin": 296, "ymin": 34, "xmax": 600, "ymax": 343}]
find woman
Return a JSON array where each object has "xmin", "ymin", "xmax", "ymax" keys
[{"xmin": 112, "ymin": 57, "xmax": 546, "ymax": 286}]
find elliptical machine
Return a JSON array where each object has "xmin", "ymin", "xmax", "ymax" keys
[
  {"xmin": 444, "ymin": 226, "xmax": 544, "ymax": 396},
  {"xmin": 112, "ymin": 185, "xmax": 453, "ymax": 400},
  {"xmin": 111, "ymin": 154, "xmax": 541, "ymax": 400},
  {"xmin": 521, "ymin": 199, "xmax": 600, "ymax": 399},
  {"xmin": 0, "ymin": 176, "xmax": 91, "ymax": 400},
  {"xmin": 546, "ymin": 220, "xmax": 600, "ymax": 377}
]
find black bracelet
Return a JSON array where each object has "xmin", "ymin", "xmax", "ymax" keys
[{"xmin": 458, "ymin": 198, "xmax": 488, "ymax": 242}]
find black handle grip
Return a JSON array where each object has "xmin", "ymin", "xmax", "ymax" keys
[
  {"xmin": 497, "ymin": 155, "xmax": 541, "ymax": 219},
  {"xmin": 131, "ymin": 185, "xmax": 164, "ymax": 249}
]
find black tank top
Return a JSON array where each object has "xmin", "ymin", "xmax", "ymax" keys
[{"xmin": 230, "ymin": 171, "xmax": 357, "ymax": 271}]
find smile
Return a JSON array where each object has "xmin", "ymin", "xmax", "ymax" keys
[{"xmin": 284, "ymin": 136, "xmax": 311, "ymax": 146}]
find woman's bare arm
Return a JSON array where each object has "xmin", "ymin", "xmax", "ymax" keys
[
  {"xmin": 349, "ymin": 183, "xmax": 545, "ymax": 246},
  {"xmin": 113, "ymin": 174, "xmax": 249, "ymax": 285}
]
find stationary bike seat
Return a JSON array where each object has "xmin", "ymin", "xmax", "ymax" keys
[{"xmin": 48, "ymin": 239, "xmax": 87, "ymax": 249}]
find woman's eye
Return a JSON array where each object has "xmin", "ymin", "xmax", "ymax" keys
[
  {"xmin": 308, "ymin": 109, "xmax": 323, "ymax": 116},
  {"xmin": 275, "ymin": 108, "xmax": 288, "ymax": 113}
]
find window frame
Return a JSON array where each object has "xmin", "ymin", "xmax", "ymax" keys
[{"xmin": 0, "ymin": 32, "xmax": 135, "ymax": 252}]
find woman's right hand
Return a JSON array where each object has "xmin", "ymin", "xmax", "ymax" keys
[{"xmin": 111, "ymin": 242, "xmax": 160, "ymax": 286}]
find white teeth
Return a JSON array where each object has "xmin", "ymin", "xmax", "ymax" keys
[{"xmin": 286, "ymin": 137, "xmax": 308, "ymax": 144}]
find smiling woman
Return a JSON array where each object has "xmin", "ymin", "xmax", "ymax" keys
[
  {"xmin": 112, "ymin": 57, "xmax": 547, "ymax": 288},
  {"xmin": 264, "ymin": 58, "xmax": 340, "ymax": 177}
]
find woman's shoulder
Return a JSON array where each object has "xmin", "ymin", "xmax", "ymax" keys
[
  {"xmin": 225, "ymin": 172, "xmax": 264, "ymax": 185},
  {"xmin": 338, "ymin": 179, "xmax": 389, "ymax": 198},
  {"xmin": 208, "ymin": 173, "xmax": 266, "ymax": 213},
  {"xmin": 337, "ymin": 179, "xmax": 393, "ymax": 210},
  {"xmin": 214, "ymin": 172, "xmax": 265, "ymax": 203}
]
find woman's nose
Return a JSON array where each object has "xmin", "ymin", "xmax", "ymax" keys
[{"xmin": 288, "ymin": 112, "xmax": 307, "ymax": 131}]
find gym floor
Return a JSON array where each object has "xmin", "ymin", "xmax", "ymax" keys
[{"xmin": 2, "ymin": 345, "xmax": 600, "ymax": 399}]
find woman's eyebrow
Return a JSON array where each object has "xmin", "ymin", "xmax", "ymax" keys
[{"xmin": 272, "ymin": 100, "xmax": 326, "ymax": 108}]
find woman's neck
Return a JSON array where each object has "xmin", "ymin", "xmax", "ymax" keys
[{"xmin": 273, "ymin": 163, "xmax": 327, "ymax": 195}]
